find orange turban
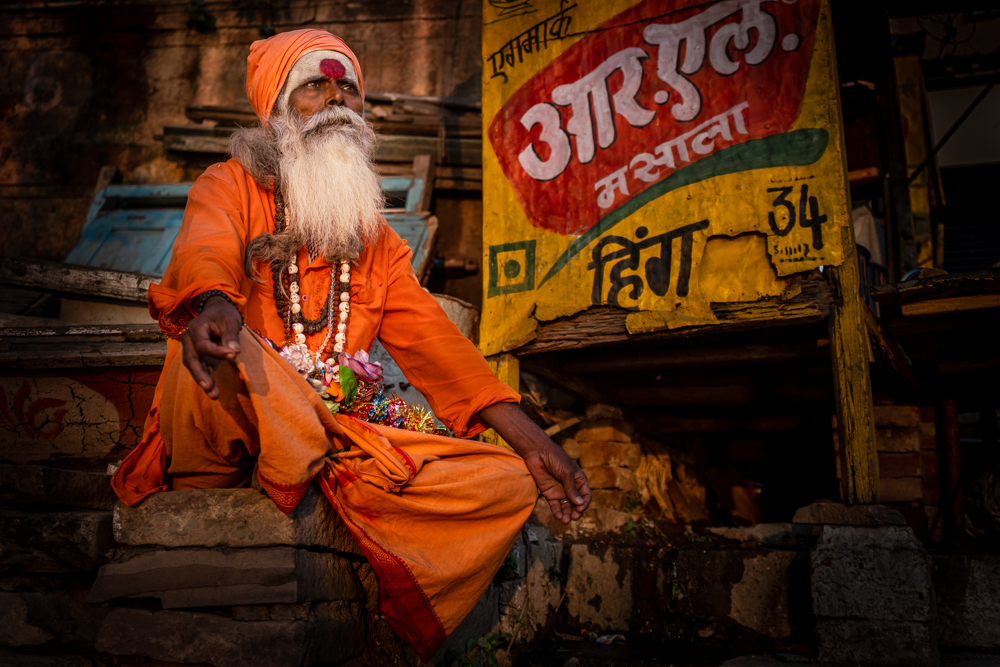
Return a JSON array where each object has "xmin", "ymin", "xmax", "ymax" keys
[{"xmin": 246, "ymin": 28, "xmax": 364, "ymax": 122}]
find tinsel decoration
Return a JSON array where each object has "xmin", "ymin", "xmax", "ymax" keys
[{"xmin": 342, "ymin": 381, "xmax": 441, "ymax": 435}]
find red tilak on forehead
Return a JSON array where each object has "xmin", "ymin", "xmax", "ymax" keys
[{"xmin": 320, "ymin": 59, "xmax": 346, "ymax": 80}]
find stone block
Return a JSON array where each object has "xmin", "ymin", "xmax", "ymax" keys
[
  {"xmin": 874, "ymin": 405, "xmax": 921, "ymax": 428},
  {"xmin": 934, "ymin": 554, "xmax": 1000, "ymax": 650},
  {"xmin": 811, "ymin": 525, "xmax": 933, "ymax": 622},
  {"xmin": 792, "ymin": 502, "xmax": 906, "ymax": 526},
  {"xmin": 0, "ymin": 464, "xmax": 117, "ymax": 510},
  {"xmin": 581, "ymin": 466, "xmax": 638, "ymax": 492},
  {"xmin": 816, "ymin": 619, "xmax": 938, "ymax": 666},
  {"xmin": 590, "ymin": 489, "xmax": 631, "ymax": 511},
  {"xmin": 95, "ymin": 606, "xmax": 365, "ymax": 667},
  {"xmin": 0, "ymin": 590, "xmax": 109, "ymax": 647},
  {"xmin": 584, "ymin": 404, "xmax": 622, "ymax": 421},
  {"xmin": 232, "ymin": 605, "xmax": 270, "ymax": 621},
  {"xmin": 675, "ymin": 547, "xmax": 801, "ymax": 640},
  {"xmin": 561, "ymin": 438, "xmax": 581, "ymax": 460},
  {"xmin": 878, "ymin": 453, "xmax": 923, "ymax": 478},
  {"xmin": 86, "ymin": 547, "xmax": 361, "ymax": 607},
  {"xmin": 575, "ymin": 419, "xmax": 634, "ymax": 444},
  {"xmin": 0, "ymin": 649, "xmax": 93, "ymax": 666},
  {"xmin": 114, "ymin": 486, "xmax": 359, "ymax": 553},
  {"xmin": 877, "ymin": 427, "xmax": 920, "ymax": 452},
  {"xmin": 565, "ymin": 544, "xmax": 633, "ymax": 632},
  {"xmin": 0, "ymin": 509, "xmax": 112, "ymax": 573},
  {"xmin": 880, "ymin": 477, "xmax": 924, "ymax": 503},
  {"xmin": 579, "ymin": 441, "xmax": 641, "ymax": 469}
]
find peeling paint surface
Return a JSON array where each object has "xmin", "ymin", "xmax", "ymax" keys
[
  {"xmin": 565, "ymin": 544, "xmax": 632, "ymax": 631},
  {"xmin": 0, "ymin": 370, "xmax": 158, "ymax": 462},
  {"xmin": 728, "ymin": 550, "xmax": 796, "ymax": 638},
  {"xmin": 480, "ymin": 0, "xmax": 851, "ymax": 355}
]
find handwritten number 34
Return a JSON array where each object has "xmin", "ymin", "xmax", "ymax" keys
[{"xmin": 766, "ymin": 185, "xmax": 828, "ymax": 250}]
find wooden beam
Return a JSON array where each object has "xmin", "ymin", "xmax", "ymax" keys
[
  {"xmin": 0, "ymin": 257, "xmax": 155, "ymax": 303},
  {"xmin": 863, "ymin": 304, "xmax": 919, "ymax": 390},
  {"xmin": 519, "ymin": 355, "xmax": 617, "ymax": 407},
  {"xmin": 828, "ymin": 230, "xmax": 880, "ymax": 504},
  {"xmin": 872, "ymin": 268, "xmax": 1000, "ymax": 306},
  {"xmin": 563, "ymin": 342, "xmax": 826, "ymax": 373},
  {"xmin": 482, "ymin": 354, "xmax": 519, "ymax": 450},
  {"xmin": 617, "ymin": 385, "xmax": 832, "ymax": 407},
  {"xmin": 655, "ymin": 414, "xmax": 816, "ymax": 433},
  {"xmin": 901, "ymin": 294, "xmax": 1000, "ymax": 316}
]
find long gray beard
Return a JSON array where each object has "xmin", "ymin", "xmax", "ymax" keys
[{"xmin": 231, "ymin": 105, "xmax": 384, "ymax": 281}]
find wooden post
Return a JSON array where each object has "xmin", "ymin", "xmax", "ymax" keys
[
  {"xmin": 482, "ymin": 353, "xmax": 519, "ymax": 451},
  {"xmin": 829, "ymin": 226, "xmax": 880, "ymax": 504},
  {"xmin": 940, "ymin": 399, "xmax": 963, "ymax": 543}
]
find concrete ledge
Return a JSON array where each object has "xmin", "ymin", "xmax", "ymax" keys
[
  {"xmin": 934, "ymin": 554, "xmax": 1000, "ymax": 650},
  {"xmin": 817, "ymin": 619, "xmax": 938, "ymax": 667},
  {"xmin": 114, "ymin": 486, "xmax": 359, "ymax": 554},
  {"xmin": 0, "ymin": 464, "xmax": 117, "ymax": 510},
  {"xmin": 0, "ymin": 509, "xmax": 112, "ymax": 573}
]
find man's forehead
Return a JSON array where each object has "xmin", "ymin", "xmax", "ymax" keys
[{"xmin": 291, "ymin": 50, "xmax": 358, "ymax": 86}]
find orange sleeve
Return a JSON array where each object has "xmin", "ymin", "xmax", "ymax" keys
[
  {"xmin": 376, "ymin": 227, "xmax": 520, "ymax": 438},
  {"xmin": 148, "ymin": 164, "xmax": 251, "ymax": 337}
]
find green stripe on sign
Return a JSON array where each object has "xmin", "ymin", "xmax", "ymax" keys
[{"xmin": 537, "ymin": 128, "xmax": 830, "ymax": 288}]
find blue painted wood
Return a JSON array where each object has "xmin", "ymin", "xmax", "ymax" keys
[{"xmin": 68, "ymin": 179, "xmax": 429, "ymax": 277}]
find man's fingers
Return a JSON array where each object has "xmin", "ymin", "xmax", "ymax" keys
[
  {"xmin": 189, "ymin": 317, "xmax": 236, "ymax": 360},
  {"xmin": 221, "ymin": 312, "xmax": 242, "ymax": 355},
  {"xmin": 573, "ymin": 470, "xmax": 592, "ymax": 509},
  {"xmin": 546, "ymin": 496, "xmax": 571, "ymax": 524},
  {"xmin": 181, "ymin": 333, "xmax": 216, "ymax": 396}
]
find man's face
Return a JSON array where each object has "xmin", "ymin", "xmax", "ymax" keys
[{"xmin": 288, "ymin": 60, "xmax": 363, "ymax": 119}]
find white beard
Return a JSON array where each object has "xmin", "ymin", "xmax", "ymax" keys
[{"xmin": 231, "ymin": 105, "xmax": 384, "ymax": 272}]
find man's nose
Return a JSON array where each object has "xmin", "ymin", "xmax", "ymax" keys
[{"xmin": 326, "ymin": 85, "xmax": 345, "ymax": 106}]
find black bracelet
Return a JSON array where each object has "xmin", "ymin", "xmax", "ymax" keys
[{"xmin": 196, "ymin": 290, "xmax": 243, "ymax": 325}]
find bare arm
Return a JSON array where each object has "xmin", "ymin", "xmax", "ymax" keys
[{"xmin": 479, "ymin": 402, "xmax": 591, "ymax": 524}]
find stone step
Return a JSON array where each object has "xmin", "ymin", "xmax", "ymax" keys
[
  {"xmin": 87, "ymin": 547, "xmax": 362, "ymax": 608},
  {"xmin": 0, "ymin": 464, "xmax": 117, "ymax": 510},
  {"xmin": 0, "ymin": 590, "xmax": 109, "ymax": 648},
  {"xmin": 0, "ymin": 509, "xmax": 113, "ymax": 573},
  {"xmin": 95, "ymin": 603, "xmax": 365, "ymax": 667},
  {"xmin": 114, "ymin": 485, "xmax": 360, "ymax": 554}
]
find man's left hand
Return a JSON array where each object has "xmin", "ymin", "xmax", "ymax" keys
[{"xmin": 479, "ymin": 402, "xmax": 591, "ymax": 524}]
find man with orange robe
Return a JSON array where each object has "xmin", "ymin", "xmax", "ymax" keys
[{"xmin": 111, "ymin": 29, "xmax": 590, "ymax": 660}]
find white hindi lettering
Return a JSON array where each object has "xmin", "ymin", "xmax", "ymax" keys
[
  {"xmin": 595, "ymin": 166, "xmax": 631, "ymax": 210},
  {"xmin": 518, "ymin": 103, "xmax": 573, "ymax": 181},
  {"xmin": 514, "ymin": 1, "xmax": 778, "ymax": 183},
  {"xmin": 619, "ymin": 102, "xmax": 749, "ymax": 204},
  {"xmin": 551, "ymin": 48, "xmax": 655, "ymax": 165},
  {"xmin": 644, "ymin": 0, "xmax": 776, "ymax": 121}
]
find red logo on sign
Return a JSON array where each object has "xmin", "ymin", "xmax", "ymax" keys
[{"xmin": 488, "ymin": 0, "xmax": 820, "ymax": 237}]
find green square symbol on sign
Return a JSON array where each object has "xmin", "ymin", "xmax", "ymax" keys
[{"xmin": 487, "ymin": 240, "xmax": 536, "ymax": 298}]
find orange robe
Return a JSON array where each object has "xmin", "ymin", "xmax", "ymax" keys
[{"xmin": 111, "ymin": 159, "xmax": 536, "ymax": 660}]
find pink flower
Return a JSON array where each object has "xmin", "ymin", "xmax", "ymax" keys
[{"xmin": 338, "ymin": 349, "xmax": 383, "ymax": 383}]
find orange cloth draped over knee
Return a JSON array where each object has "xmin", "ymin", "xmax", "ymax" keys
[
  {"xmin": 144, "ymin": 328, "xmax": 537, "ymax": 660},
  {"xmin": 111, "ymin": 158, "xmax": 521, "ymax": 507}
]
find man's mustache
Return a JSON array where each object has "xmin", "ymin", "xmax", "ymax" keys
[{"xmin": 301, "ymin": 106, "xmax": 366, "ymax": 136}]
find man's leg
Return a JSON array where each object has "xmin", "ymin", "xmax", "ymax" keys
[{"xmin": 158, "ymin": 327, "xmax": 339, "ymax": 495}]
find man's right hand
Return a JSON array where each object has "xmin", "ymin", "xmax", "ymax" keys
[{"xmin": 180, "ymin": 296, "xmax": 243, "ymax": 400}]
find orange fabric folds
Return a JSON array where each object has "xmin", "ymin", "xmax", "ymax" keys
[
  {"xmin": 246, "ymin": 28, "xmax": 364, "ymax": 121},
  {"xmin": 116, "ymin": 329, "xmax": 537, "ymax": 660}
]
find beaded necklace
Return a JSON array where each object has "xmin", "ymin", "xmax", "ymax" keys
[{"xmin": 272, "ymin": 184, "xmax": 351, "ymax": 387}]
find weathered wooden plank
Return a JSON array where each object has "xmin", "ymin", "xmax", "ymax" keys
[
  {"xmin": 0, "ymin": 323, "xmax": 163, "ymax": 341},
  {"xmin": 0, "ymin": 257, "xmax": 156, "ymax": 303},
  {"xmin": 0, "ymin": 342, "xmax": 167, "ymax": 369},
  {"xmin": 900, "ymin": 293, "xmax": 1000, "ymax": 316},
  {"xmin": 941, "ymin": 399, "xmax": 963, "ymax": 543},
  {"xmin": 162, "ymin": 126, "xmax": 484, "ymax": 166},
  {"xmin": 828, "ymin": 228, "xmax": 880, "ymax": 505},
  {"xmin": 482, "ymin": 354, "xmax": 518, "ymax": 451},
  {"xmin": 516, "ymin": 275, "xmax": 834, "ymax": 354},
  {"xmin": 872, "ymin": 269, "xmax": 1000, "ymax": 305}
]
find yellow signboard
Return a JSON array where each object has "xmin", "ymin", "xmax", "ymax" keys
[{"xmin": 480, "ymin": 0, "xmax": 852, "ymax": 355}]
